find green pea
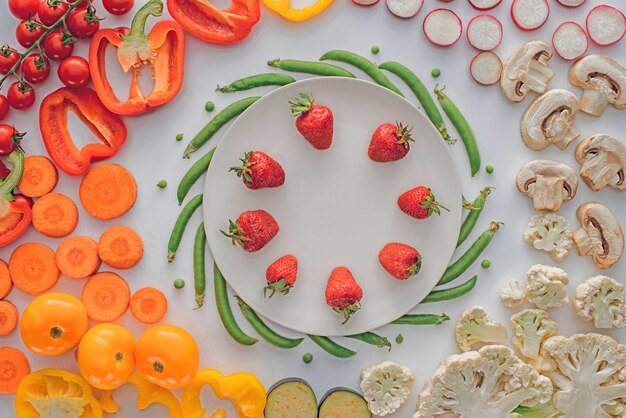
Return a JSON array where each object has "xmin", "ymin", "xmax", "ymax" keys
[
  {"xmin": 176, "ymin": 133, "xmax": 184, "ymax": 142},
  {"xmin": 205, "ymin": 101, "xmax": 215, "ymax": 112},
  {"xmin": 302, "ymin": 353, "xmax": 313, "ymax": 364},
  {"xmin": 157, "ymin": 180, "xmax": 167, "ymax": 188},
  {"xmin": 481, "ymin": 259, "xmax": 492, "ymax": 269},
  {"xmin": 431, "ymin": 68, "xmax": 441, "ymax": 78},
  {"xmin": 396, "ymin": 334, "xmax": 404, "ymax": 344},
  {"xmin": 486, "ymin": 164, "xmax": 495, "ymax": 174},
  {"xmin": 173, "ymin": 279, "xmax": 185, "ymax": 289},
  {"xmin": 371, "ymin": 45, "xmax": 380, "ymax": 55}
]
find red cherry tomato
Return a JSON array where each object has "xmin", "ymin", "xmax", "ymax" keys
[
  {"xmin": 0, "ymin": 95, "xmax": 9, "ymax": 120},
  {"xmin": 21, "ymin": 53, "xmax": 50, "ymax": 84},
  {"xmin": 58, "ymin": 56, "xmax": 90, "ymax": 88},
  {"xmin": 0, "ymin": 124, "xmax": 24, "ymax": 156},
  {"xmin": 8, "ymin": 0, "xmax": 40, "ymax": 19},
  {"xmin": 13, "ymin": 194, "xmax": 34, "ymax": 208},
  {"xmin": 7, "ymin": 82, "xmax": 35, "ymax": 110},
  {"xmin": 67, "ymin": 7, "xmax": 101, "ymax": 38},
  {"xmin": 43, "ymin": 30, "xmax": 75, "ymax": 61},
  {"xmin": 37, "ymin": 0, "xmax": 69, "ymax": 26},
  {"xmin": 102, "ymin": 0, "xmax": 133, "ymax": 15},
  {"xmin": 0, "ymin": 47, "xmax": 20, "ymax": 74},
  {"xmin": 15, "ymin": 19, "xmax": 46, "ymax": 48}
]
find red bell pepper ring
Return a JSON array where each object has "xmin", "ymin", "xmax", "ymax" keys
[
  {"xmin": 167, "ymin": 0, "xmax": 261, "ymax": 44},
  {"xmin": 39, "ymin": 87, "xmax": 127, "ymax": 176},
  {"xmin": 0, "ymin": 150, "xmax": 32, "ymax": 248},
  {"xmin": 89, "ymin": 0, "xmax": 185, "ymax": 116}
]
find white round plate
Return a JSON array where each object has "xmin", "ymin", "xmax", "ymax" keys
[{"xmin": 204, "ymin": 77, "xmax": 462, "ymax": 336}]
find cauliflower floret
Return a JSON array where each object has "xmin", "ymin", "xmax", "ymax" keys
[
  {"xmin": 414, "ymin": 345, "xmax": 553, "ymax": 418},
  {"xmin": 501, "ymin": 280, "xmax": 526, "ymax": 308},
  {"xmin": 574, "ymin": 275, "xmax": 626, "ymax": 329},
  {"xmin": 524, "ymin": 213, "xmax": 573, "ymax": 261},
  {"xmin": 510, "ymin": 309, "xmax": 558, "ymax": 360},
  {"xmin": 455, "ymin": 306, "xmax": 508, "ymax": 352},
  {"xmin": 525, "ymin": 264, "xmax": 569, "ymax": 310},
  {"xmin": 360, "ymin": 361, "xmax": 414, "ymax": 416}
]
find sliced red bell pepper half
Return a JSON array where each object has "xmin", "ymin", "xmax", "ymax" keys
[{"xmin": 0, "ymin": 150, "xmax": 32, "ymax": 248}]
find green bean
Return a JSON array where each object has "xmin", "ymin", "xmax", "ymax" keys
[
  {"xmin": 167, "ymin": 194, "xmax": 203, "ymax": 262},
  {"xmin": 422, "ymin": 275, "xmax": 478, "ymax": 303},
  {"xmin": 214, "ymin": 264, "xmax": 258, "ymax": 346},
  {"xmin": 267, "ymin": 59, "xmax": 356, "ymax": 78},
  {"xmin": 319, "ymin": 50, "xmax": 403, "ymax": 96},
  {"xmin": 217, "ymin": 73, "xmax": 296, "ymax": 93},
  {"xmin": 177, "ymin": 147, "xmax": 215, "ymax": 205},
  {"xmin": 457, "ymin": 187, "xmax": 493, "ymax": 248},
  {"xmin": 434, "ymin": 85, "xmax": 481, "ymax": 176},
  {"xmin": 346, "ymin": 332, "xmax": 391, "ymax": 351},
  {"xmin": 193, "ymin": 223, "xmax": 206, "ymax": 308},
  {"xmin": 391, "ymin": 313, "xmax": 450, "ymax": 325},
  {"xmin": 379, "ymin": 61, "xmax": 453, "ymax": 144},
  {"xmin": 307, "ymin": 335, "xmax": 356, "ymax": 358},
  {"xmin": 184, "ymin": 97, "xmax": 260, "ymax": 158},
  {"xmin": 235, "ymin": 297, "xmax": 304, "ymax": 349}
]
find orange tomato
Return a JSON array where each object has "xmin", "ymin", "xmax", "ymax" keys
[
  {"xmin": 135, "ymin": 324, "xmax": 199, "ymax": 389},
  {"xmin": 77, "ymin": 323, "xmax": 136, "ymax": 390},
  {"xmin": 20, "ymin": 292, "xmax": 88, "ymax": 356}
]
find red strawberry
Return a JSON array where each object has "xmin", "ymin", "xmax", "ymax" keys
[
  {"xmin": 379, "ymin": 243, "xmax": 422, "ymax": 280},
  {"xmin": 221, "ymin": 210, "xmax": 279, "ymax": 253},
  {"xmin": 325, "ymin": 267, "xmax": 363, "ymax": 324},
  {"xmin": 290, "ymin": 93, "xmax": 334, "ymax": 150},
  {"xmin": 264, "ymin": 255, "xmax": 298, "ymax": 298},
  {"xmin": 368, "ymin": 122, "xmax": 414, "ymax": 162},
  {"xmin": 229, "ymin": 151, "xmax": 285, "ymax": 190},
  {"xmin": 398, "ymin": 186, "xmax": 449, "ymax": 220}
]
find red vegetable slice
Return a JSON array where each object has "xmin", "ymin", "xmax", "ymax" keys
[
  {"xmin": 467, "ymin": 15, "xmax": 502, "ymax": 51},
  {"xmin": 556, "ymin": 0, "xmax": 586, "ymax": 7},
  {"xmin": 511, "ymin": 0, "xmax": 550, "ymax": 31},
  {"xmin": 352, "ymin": 0, "xmax": 380, "ymax": 4},
  {"xmin": 586, "ymin": 5, "xmax": 625, "ymax": 46},
  {"xmin": 470, "ymin": 51, "xmax": 502, "ymax": 86},
  {"xmin": 423, "ymin": 9, "xmax": 462, "ymax": 47},
  {"xmin": 552, "ymin": 22, "xmax": 588, "ymax": 60},
  {"xmin": 386, "ymin": 0, "xmax": 423, "ymax": 18},
  {"xmin": 469, "ymin": 0, "xmax": 502, "ymax": 10}
]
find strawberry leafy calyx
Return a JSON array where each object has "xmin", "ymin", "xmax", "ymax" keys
[
  {"xmin": 394, "ymin": 122, "xmax": 414, "ymax": 150},
  {"xmin": 289, "ymin": 93, "xmax": 314, "ymax": 117},
  {"xmin": 334, "ymin": 302, "xmax": 361, "ymax": 325},
  {"xmin": 229, "ymin": 151, "xmax": 258, "ymax": 184},
  {"xmin": 406, "ymin": 255, "xmax": 423, "ymax": 278},
  {"xmin": 220, "ymin": 219, "xmax": 251, "ymax": 248},
  {"xmin": 420, "ymin": 189, "xmax": 450, "ymax": 217},
  {"xmin": 263, "ymin": 278, "xmax": 292, "ymax": 299}
]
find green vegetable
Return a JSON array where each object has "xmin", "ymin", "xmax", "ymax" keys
[
  {"xmin": 217, "ymin": 73, "xmax": 295, "ymax": 93},
  {"xmin": 481, "ymin": 259, "xmax": 492, "ymax": 269},
  {"xmin": 266, "ymin": 379, "xmax": 317, "ymax": 418},
  {"xmin": 486, "ymin": 164, "xmax": 494, "ymax": 174},
  {"xmin": 395, "ymin": 334, "xmax": 404, "ymax": 344},
  {"xmin": 391, "ymin": 313, "xmax": 450, "ymax": 325},
  {"xmin": 167, "ymin": 194, "xmax": 204, "ymax": 262},
  {"xmin": 302, "ymin": 353, "xmax": 313, "ymax": 364},
  {"xmin": 371, "ymin": 45, "xmax": 380, "ymax": 54},
  {"xmin": 193, "ymin": 223, "xmax": 207, "ymax": 308},
  {"xmin": 431, "ymin": 68, "xmax": 441, "ymax": 78},
  {"xmin": 423, "ymin": 275, "xmax": 478, "ymax": 303},
  {"xmin": 307, "ymin": 335, "xmax": 356, "ymax": 358},
  {"xmin": 457, "ymin": 187, "xmax": 493, "ymax": 247},
  {"xmin": 157, "ymin": 179, "xmax": 167, "ymax": 188},
  {"xmin": 205, "ymin": 101, "xmax": 215, "ymax": 112},
  {"xmin": 177, "ymin": 147, "xmax": 216, "ymax": 205},
  {"xmin": 176, "ymin": 133, "xmax": 183, "ymax": 142},
  {"xmin": 236, "ymin": 297, "xmax": 304, "ymax": 349},
  {"xmin": 173, "ymin": 279, "xmax": 185, "ymax": 289},
  {"xmin": 346, "ymin": 332, "xmax": 391, "ymax": 351},
  {"xmin": 268, "ymin": 59, "xmax": 355, "ymax": 77}
]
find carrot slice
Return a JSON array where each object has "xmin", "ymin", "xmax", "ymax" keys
[
  {"xmin": 81, "ymin": 272, "xmax": 130, "ymax": 322},
  {"xmin": 0, "ymin": 260, "xmax": 12, "ymax": 299},
  {"xmin": 9, "ymin": 243, "xmax": 60, "ymax": 295},
  {"xmin": 0, "ymin": 301, "xmax": 18, "ymax": 336},
  {"xmin": 79, "ymin": 164, "xmax": 137, "ymax": 220},
  {"xmin": 31, "ymin": 193, "xmax": 79, "ymax": 238},
  {"xmin": 130, "ymin": 287, "xmax": 167, "ymax": 324},
  {"xmin": 0, "ymin": 347, "xmax": 30, "ymax": 394},
  {"xmin": 56, "ymin": 236, "xmax": 101, "ymax": 279},
  {"xmin": 98, "ymin": 226, "xmax": 143, "ymax": 269},
  {"xmin": 17, "ymin": 155, "xmax": 59, "ymax": 198}
]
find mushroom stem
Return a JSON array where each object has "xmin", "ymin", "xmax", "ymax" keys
[
  {"xmin": 529, "ymin": 59, "xmax": 555, "ymax": 80},
  {"xmin": 519, "ymin": 71, "xmax": 549, "ymax": 95},
  {"xmin": 580, "ymin": 153, "xmax": 616, "ymax": 191},
  {"xmin": 547, "ymin": 110, "xmax": 579, "ymax": 150},
  {"xmin": 573, "ymin": 228, "xmax": 593, "ymax": 256},
  {"xmin": 580, "ymin": 88, "xmax": 610, "ymax": 116},
  {"xmin": 532, "ymin": 177, "xmax": 565, "ymax": 211}
]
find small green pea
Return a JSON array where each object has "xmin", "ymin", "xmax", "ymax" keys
[
  {"xmin": 174, "ymin": 279, "xmax": 185, "ymax": 289},
  {"xmin": 395, "ymin": 334, "xmax": 404, "ymax": 344},
  {"xmin": 205, "ymin": 101, "xmax": 215, "ymax": 112},
  {"xmin": 371, "ymin": 45, "xmax": 380, "ymax": 55},
  {"xmin": 302, "ymin": 353, "xmax": 313, "ymax": 364},
  {"xmin": 486, "ymin": 165, "xmax": 495, "ymax": 174},
  {"xmin": 431, "ymin": 68, "xmax": 441, "ymax": 78},
  {"xmin": 176, "ymin": 133, "xmax": 184, "ymax": 142},
  {"xmin": 481, "ymin": 259, "xmax": 492, "ymax": 269},
  {"xmin": 157, "ymin": 180, "xmax": 167, "ymax": 189}
]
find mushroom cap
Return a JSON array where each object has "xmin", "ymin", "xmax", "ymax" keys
[
  {"xmin": 575, "ymin": 202, "xmax": 624, "ymax": 269},
  {"xmin": 516, "ymin": 159, "xmax": 578, "ymax": 198},
  {"xmin": 569, "ymin": 54, "xmax": 626, "ymax": 109},
  {"xmin": 501, "ymin": 41, "xmax": 554, "ymax": 103},
  {"xmin": 575, "ymin": 134, "xmax": 626, "ymax": 191}
]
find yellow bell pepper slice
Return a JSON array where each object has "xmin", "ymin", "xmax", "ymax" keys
[{"xmin": 262, "ymin": 0, "xmax": 335, "ymax": 22}]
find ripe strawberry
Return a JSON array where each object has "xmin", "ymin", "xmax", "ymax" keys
[
  {"xmin": 264, "ymin": 255, "xmax": 298, "ymax": 298},
  {"xmin": 290, "ymin": 93, "xmax": 334, "ymax": 150},
  {"xmin": 379, "ymin": 243, "xmax": 422, "ymax": 280},
  {"xmin": 325, "ymin": 267, "xmax": 363, "ymax": 324},
  {"xmin": 368, "ymin": 122, "xmax": 414, "ymax": 162},
  {"xmin": 221, "ymin": 210, "xmax": 279, "ymax": 253},
  {"xmin": 229, "ymin": 151, "xmax": 285, "ymax": 190},
  {"xmin": 398, "ymin": 186, "xmax": 449, "ymax": 220}
]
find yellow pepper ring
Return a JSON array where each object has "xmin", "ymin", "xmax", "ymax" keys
[{"xmin": 262, "ymin": 0, "xmax": 335, "ymax": 23}]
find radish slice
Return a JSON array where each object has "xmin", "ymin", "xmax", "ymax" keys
[
  {"xmin": 467, "ymin": 15, "xmax": 503, "ymax": 51},
  {"xmin": 470, "ymin": 52, "xmax": 502, "ymax": 85},
  {"xmin": 556, "ymin": 0, "xmax": 586, "ymax": 7},
  {"xmin": 353, "ymin": 0, "xmax": 380, "ymax": 5},
  {"xmin": 552, "ymin": 22, "xmax": 588, "ymax": 60},
  {"xmin": 469, "ymin": 0, "xmax": 503, "ymax": 11},
  {"xmin": 586, "ymin": 5, "xmax": 626, "ymax": 46},
  {"xmin": 511, "ymin": 0, "xmax": 550, "ymax": 31},
  {"xmin": 386, "ymin": 0, "xmax": 423, "ymax": 18},
  {"xmin": 423, "ymin": 9, "xmax": 463, "ymax": 47}
]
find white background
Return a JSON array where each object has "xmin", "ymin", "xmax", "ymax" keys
[{"xmin": 0, "ymin": 0, "xmax": 625, "ymax": 416}]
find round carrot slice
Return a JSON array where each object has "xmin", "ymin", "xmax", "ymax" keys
[
  {"xmin": 32, "ymin": 193, "xmax": 79, "ymax": 238},
  {"xmin": 0, "ymin": 347, "xmax": 30, "ymax": 394},
  {"xmin": 81, "ymin": 272, "xmax": 130, "ymax": 322},
  {"xmin": 130, "ymin": 287, "xmax": 167, "ymax": 324},
  {"xmin": 56, "ymin": 236, "xmax": 101, "ymax": 280},
  {"xmin": 79, "ymin": 164, "xmax": 137, "ymax": 220},
  {"xmin": 18, "ymin": 155, "xmax": 59, "ymax": 198},
  {"xmin": 0, "ymin": 301, "xmax": 18, "ymax": 336},
  {"xmin": 0, "ymin": 261, "xmax": 12, "ymax": 299},
  {"xmin": 98, "ymin": 226, "xmax": 143, "ymax": 269},
  {"xmin": 9, "ymin": 243, "xmax": 60, "ymax": 295}
]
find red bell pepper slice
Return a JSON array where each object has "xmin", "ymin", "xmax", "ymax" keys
[
  {"xmin": 39, "ymin": 87, "xmax": 127, "ymax": 176},
  {"xmin": 0, "ymin": 150, "xmax": 32, "ymax": 248}
]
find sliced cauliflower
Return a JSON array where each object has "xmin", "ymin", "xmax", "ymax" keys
[
  {"xmin": 360, "ymin": 361, "xmax": 414, "ymax": 416},
  {"xmin": 510, "ymin": 309, "xmax": 558, "ymax": 360},
  {"xmin": 455, "ymin": 306, "xmax": 508, "ymax": 352},
  {"xmin": 574, "ymin": 275, "xmax": 626, "ymax": 329},
  {"xmin": 501, "ymin": 280, "xmax": 526, "ymax": 308},
  {"xmin": 524, "ymin": 213, "xmax": 573, "ymax": 261},
  {"xmin": 510, "ymin": 403, "xmax": 562, "ymax": 417},
  {"xmin": 525, "ymin": 264, "xmax": 569, "ymax": 310},
  {"xmin": 414, "ymin": 345, "xmax": 553, "ymax": 418}
]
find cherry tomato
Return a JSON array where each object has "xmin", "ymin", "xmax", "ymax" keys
[
  {"xmin": 67, "ymin": 7, "xmax": 101, "ymax": 38},
  {"xmin": 8, "ymin": 0, "xmax": 40, "ymax": 19},
  {"xmin": 14, "ymin": 194, "xmax": 34, "ymax": 208},
  {"xmin": 57, "ymin": 56, "xmax": 90, "ymax": 88},
  {"xmin": 0, "ymin": 161, "xmax": 10, "ymax": 179},
  {"xmin": 15, "ymin": 19, "xmax": 46, "ymax": 48},
  {"xmin": 7, "ymin": 82, "xmax": 35, "ymax": 110},
  {"xmin": 43, "ymin": 30, "xmax": 74, "ymax": 61},
  {"xmin": 103, "ymin": 0, "xmax": 133, "ymax": 15},
  {"xmin": 37, "ymin": 0, "xmax": 69, "ymax": 26},
  {"xmin": 0, "ymin": 47, "xmax": 20, "ymax": 74},
  {"xmin": 0, "ymin": 124, "xmax": 24, "ymax": 156},
  {"xmin": 21, "ymin": 53, "xmax": 50, "ymax": 84},
  {"xmin": 0, "ymin": 95, "xmax": 9, "ymax": 120}
]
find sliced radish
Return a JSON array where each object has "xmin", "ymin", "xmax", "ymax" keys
[
  {"xmin": 386, "ymin": 0, "xmax": 423, "ymax": 18},
  {"xmin": 556, "ymin": 0, "xmax": 586, "ymax": 7},
  {"xmin": 586, "ymin": 5, "xmax": 625, "ymax": 46},
  {"xmin": 423, "ymin": 9, "xmax": 463, "ymax": 47},
  {"xmin": 467, "ymin": 15, "xmax": 503, "ymax": 51},
  {"xmin": 552, "ymin": 22, "xmax": 588, "ymax": 60},
  {"xmin": 470, "ymin": 52, "xmax": 502, "ymax": 85},
  {"xmin": 352, "ymin": 0, "xmax": 380, "ymax": 5},
  {"xmin": 511, "ymin": 0, "xmax": 550, "ymax": 31},
  {"xmin": 469, "ymin": 0, "xmax": 503, "ymax": 11}
]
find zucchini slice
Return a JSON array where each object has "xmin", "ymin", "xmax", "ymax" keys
[
  {"xmin": 318, "ymin": 388, "xmax": 371, "ymax": 418},
  {"xmin": 265, "ymin": 378, "xmax": 318, "ymax": 418}
]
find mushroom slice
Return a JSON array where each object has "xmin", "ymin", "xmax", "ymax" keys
[
  {"xmin": 501, "ymin": 41, "xmax": 556, "ymax": 103},
  {"xmin": 516, "ymin": 160, "xmax": 578, "ymax": 211},
  {"xmin": 569, "ymin": 54, "xmax": 626, "ymax": 116},
  {"xmin": 575, "ymin": 134, "xmax": 626, "ymax": 191},
  {"xmin": 573, "ymin": 202, "xmax": 624, "ymax": 269},
  {"xmin": 521, "ymin": 89, "xmax": 580, "ymax": 151}
]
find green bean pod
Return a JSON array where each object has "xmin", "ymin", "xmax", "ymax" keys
[
  {"xmin": 346, "ymin": 332, "xmax": 392, "ymax": 351},
  {"xmin": 177, "ymin": 147, "xmax": 215, "ymax": 205},
  {"xmin": 168, "ymin": 194, "xmax": 204, "ymax": 262},
  {"xmin": 378, "ymin": 61, "xmax": 453, "ymax": 144},
  {"xmin": 236, "ymin": 297, "xmax": 304, "ymax": 349},
  {"xmin": 457, "ymin": 187, "xmax": 494, "ymax": 248},
  {"xmin": 391, "ymin": 313, "xmax": 450, "ymax": 325},
  {"xmin": 434, "ymin": 85, "xmax": 481, "ymax": 176},
  {"xmin": 184, "ymin": 97, "xmax": 260, "ymax": 158},
  {"xmin": 214, "ymin": 263, "xmax": 258, "ymax": 346},
  {"xmin": 319, "ymin": 50, "xmax": 403, "ymax": 96},
  {"xmin": 307, "ymin": 335, "xmax": 356, "ymax": 358},
  {"xmin": 267, "ymin": 59, "xmax": 356, "ymax": 78},
  {"xmin": 217, "ymin": 73, "xmax": 296, "ymax": 93},
  {"xmin": 422, "ymin": 275, "xmax": 478, "ymax": 303},
  {"xmin": 193, "ymin": 223, "xmax": 207, "ymax": 308}
]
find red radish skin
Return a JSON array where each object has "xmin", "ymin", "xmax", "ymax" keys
[
  {"xmin": 586, "ymin": 5, "xmax": 625, "ymax": 46},
  {"xmin": 467, "ymin": 15, "xmax": 503, "ymax": 51},
  {"xmin": 552, "ymin": 22, "xmax": 588, "ymax": 60},
  {"xmin": 511, "ymin": 0, "xmax": 550, "ymax": 31},
  {"xmin": 353, "ymin": 0, "xmax": 380, "ymax": 5},
  {"xmin": 423, "ymin": 9, "xmax": 463, "ymax": 47},
  {"xmin": 386, "ymin": 0, "xmax": 423, "ymax": 18},
  {"xmin": 469, "ymin": 0, "xmax": 503, "ymax": 11},
  {"xmin": 556, "ymin": 0, "xmax": 586, "ymax": 7},
  {"xmin": 470, "ymin": 52, "xmax": 503, "ymax": 86}
]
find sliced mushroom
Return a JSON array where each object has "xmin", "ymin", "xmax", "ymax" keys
[
  {"xmin": 521, "ymin": 89, "xmax": 580, "ymax": 151},
  {"xmin": 573, "ymin": 202, "xmax": 624, "ymax": 269},
  {"xmin": 569, "ymin": 54, "xmax": 626, "ymax": 116},
  {"xmin": 516, "ymin": 160, "xmax": 578, "ymax": 211},
  {"xmin": 501, "ymin": 41, "xmax": 555, "ymax": 103},
  {"xmin": 575, "ymin": 134, "xmax": 626, "ymax": 191}
]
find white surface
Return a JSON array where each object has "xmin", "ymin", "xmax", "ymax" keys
[{"xmin": 0, "ymin": 0, "xmax": 625, "ymax": 417}]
